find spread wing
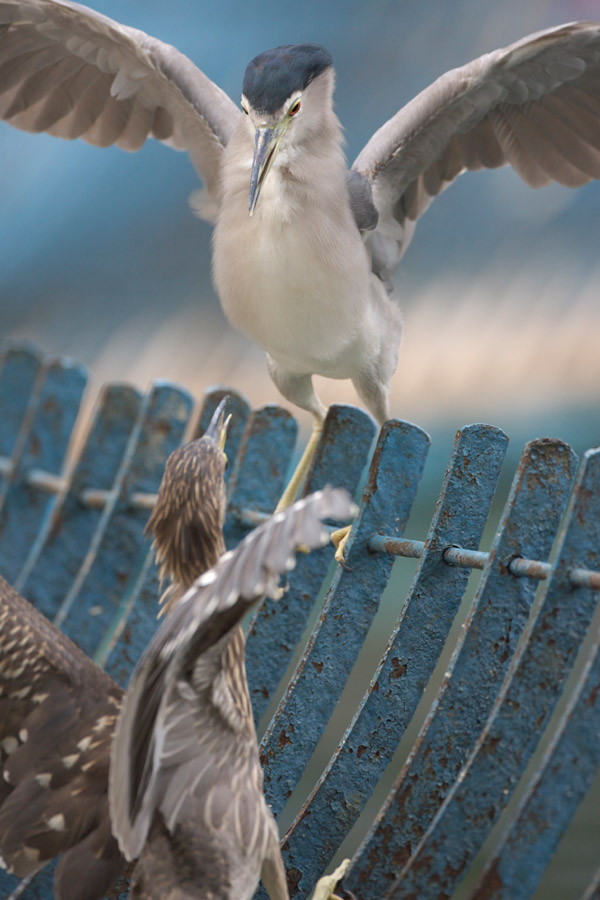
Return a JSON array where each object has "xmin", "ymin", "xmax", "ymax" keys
[
  {"xmin": 109, "ymin": 487, "xmax": 354, "ymax": 860},
  {"xmin": 0, "ymin": 0, "xmax": 241, "ymax": 217},
  {"xmin": 353, "ymin": 21, "xmax": 600, "ymax": 283},
  {"xmin": 0, "ymin": 576, "xmax": 124, "ymax": 900}
]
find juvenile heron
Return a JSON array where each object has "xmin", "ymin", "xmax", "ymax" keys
[
  {"xmin": 0, "ymin": 401, "xmax": 229, "ymax": 900},
  {"xmin": 2, "ymin": 4, "xmax": 600, "ymax": 498},
  {"xmin": 0, "ymin": 575, "xmax": 125, "ymax": 900},
  {"xmin": 110, "ymin": 485, "xmax": 355, "ymax": 900}
]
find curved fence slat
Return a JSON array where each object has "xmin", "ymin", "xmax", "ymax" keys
[
  {"xmin": 246, "ymin": 403, "xmax": 376, "ymax": 723},
  {"xmin": 260, "ymin": 420, "xmax": 431, "ymax": 817},
  {"xmin": 0, "ymin": 357, "xmax": 87, "ymax": 581},
  {"xmin": 15, "ymin": 383, "xmax": 142, "ymax": 609}
]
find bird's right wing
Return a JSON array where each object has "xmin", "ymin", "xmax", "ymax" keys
[
  {"xmin": 353, "ymin": 21, "xmax": 600, "ymax": 284},
  {"xmin": 0, "ymin": 0, "xmax": 241, "ymax": 217},
  {"xmin": 109, "ymin": 487, "xmax": 355, "ymax": 861}
]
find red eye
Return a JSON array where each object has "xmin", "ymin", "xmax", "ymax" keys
[{"xmin": 288, "ymin": 99, "xmax": 301, "ymax": 116}]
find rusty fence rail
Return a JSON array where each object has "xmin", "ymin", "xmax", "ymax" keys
[{"xmin": 0, "ymin": 340, "xmax": 598, "ymax": 900}]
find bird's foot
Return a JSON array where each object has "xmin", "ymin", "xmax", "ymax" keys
[
  {"xmin": 331, "ymin": 524, "xmax": 352, "ymax": 567},
  {"xmin": 310, "ymin": 859, "xmax": 352, "ymax": 900}
]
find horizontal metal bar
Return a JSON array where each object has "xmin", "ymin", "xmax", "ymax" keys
[
  {"xmin": 26, "ymin": 469, "xmax": 68, "ymax": 494},
  {"xmin": 129, "ymin": 491, "xmax": 158, "ymax": 510},
  {"xmin": 79, "ymin": 488, "xmax": 157, "ymax": 510},
  {"xmin": 444, "ymin": 545, "xmax": 489, "ymax": 571},
  {"xmin": 368, "ymin": 533, "xmax": 600, "ymax": 590},
  {"xmin": 570, "ymin": 566, "xmax": 600, "ymax": 590},
  {"xmin": 235, "ymin": 506, "xmax": 271, "ymax": 528},
  {"xmin": 78, "ymin": 488, "xmax": 119, "ymax": 508},
  {"xmin": 367, "ymin": 534, "xmax": 425, "ymax": 559}
]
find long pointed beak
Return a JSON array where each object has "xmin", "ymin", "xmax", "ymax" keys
[
  {"xmin": 249, "ymin": 125, "xmax": 277, "ymax": 216},
  {"xmin": 204, "ymin": 397, "xmax": 231, "ymax": 452}
]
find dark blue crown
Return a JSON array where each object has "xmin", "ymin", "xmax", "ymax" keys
[{"xmin": 242, "ymin": 44, "xmax": 333, "ymax": 114}]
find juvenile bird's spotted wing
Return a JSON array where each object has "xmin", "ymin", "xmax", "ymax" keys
[
  {"xmin": 110, "ymin": 487, "xmax": 354, "ymax": 860},
  {"xmin": 354, "ymin": 22, "xmax": 600, "ymax": 280},
  {"xmin": 0, "ymin": 576, "xmax": 124, "ymax": 900},
  {"xmin": 0, "ymin": 0, "xmax": 241, "ymax": 215}
]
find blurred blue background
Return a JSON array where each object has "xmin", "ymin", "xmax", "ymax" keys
[{"xmin": 1, "ymin": 3, "xmax": 600, "ymax": 897}]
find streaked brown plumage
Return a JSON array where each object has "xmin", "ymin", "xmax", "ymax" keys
[
  {"xmin": 0, "ymin": 400, "xmax": 233, "ymax": 899},
  {"xmin": 146, "ymin": 426, "xmax": 227, "ymax": 614},
  {"xmin": 110, "ymin": 481, "xmax": 355, "ymax": 900},
  {"xmin": 0, "ymin": 575, "xmax": 125, "ymax": 900}
]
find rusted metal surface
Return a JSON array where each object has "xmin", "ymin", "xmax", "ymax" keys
[
  {"xmin": 15, "ymin": 384, "xmax": 142, "ymax": 613},
  {"xmin": 471, "ymin": 614, "xmax": 600, "ymax": 900},
  {"xmin": 0, "ymin": 356, "xmax": 87, "ymax": 582},
  {"xmin": 57, "ymin": 383, "xmax": 193, "ymax": 655},
  {"xmin": 225, "ymin": 404, "xmax": 298, "ymax": 549},
  {"xmin": 276, "ymin": 424, "xmax": 509, "ymax": 899},
  {"xmin": 347, "ymin": 438, "xmax": 577, "ymax": 899},
  {"xmin": 378, "ymin": 446, "xmax": 600, "ymax": 899},
  {"xmin": 463, "ymin": 448, "xmax": 600, "ymax": 900},
  {"xmin": 0, "ymin": 343, "xmax": 43, "ymax": 497},
  {"xmin": 259, "ymin": 419, "xmax": 431, "ymax": 819},
  {"xmin": 245, "ymin": 404, "xmax": 376, "ymax": 724}
]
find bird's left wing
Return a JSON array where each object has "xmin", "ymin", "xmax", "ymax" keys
[
  {"xmin": 353, "ymin": 21, "xmax": 600, "ymax": 283},
  {"xmin": 0, "ymin": 0, "xmax": 241, "ymax": 217},
  {"xmin": 109, "ymin": 487, "xmax": 354, "ymax": 860}
]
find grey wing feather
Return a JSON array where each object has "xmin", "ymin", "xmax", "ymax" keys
[
  {"xmin": 109, "ymin": 487, "xmax": 354, "ymax": 860},
  {"xmin": 353, "ymin": 21, "xmax": 600, "ymax": 281},
  {"xmin": 345, "ymin": 170, "xmax": 379, "ymax": 231},
  {"xmin": 0, "ymin": 0, "xmax": 241, "ymax": 217}
]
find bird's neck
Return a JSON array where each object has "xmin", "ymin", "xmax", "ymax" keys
[{"xmin": 220, "ymin": 116, "xmax": 347, "ymax": 221}]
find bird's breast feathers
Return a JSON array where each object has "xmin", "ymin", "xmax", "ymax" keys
[{"xmin": 213, "ymin": 164, "xmax": 373, "ymax": 373}]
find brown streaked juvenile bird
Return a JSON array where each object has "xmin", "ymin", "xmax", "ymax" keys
[
  {"xmin": 0, "ymin": 399, "xmax": 234, "ymax": 900},
  {"xmin": 146, "ymin": 403, "xmax": 230, "ymax": 616},
  {"xmin": 109, "ymin": 485, "xmax": 355, "ymax": 900},
  {"xmin": 0, "ymin": 575, "xmax": 125, "ymax": 900}
]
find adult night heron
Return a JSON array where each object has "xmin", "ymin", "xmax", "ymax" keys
[{"xmin": 2, "ymin": 5, "xmax": 600, "ymax": 499}]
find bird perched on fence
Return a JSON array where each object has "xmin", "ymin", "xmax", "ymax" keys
[
  {"xmin": 110, "ymin": 482, "xmax": 354, "ymax": 900},
  {"xmin": 2, "ymin": 5, "xmax": 600, "ymax": 499}
]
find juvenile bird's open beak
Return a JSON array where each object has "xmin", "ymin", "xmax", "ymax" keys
[
  {"xmin": 205, "ymin": 397, "xmax": 231, "ymax": 453},
  {"xmin": 249, "ymin": 125, "xmax": 281, "ymax": 215}
]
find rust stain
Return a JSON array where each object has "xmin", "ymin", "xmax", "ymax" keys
[
  {"xmin": 390, "ymin": 657, "xmax": 407, "ymax": 680},
  {"xmin": 287, "ymin": 866, "xmax": 302, "ymax": 897}
]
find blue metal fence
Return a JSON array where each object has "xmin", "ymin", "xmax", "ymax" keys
[{"xmin": 0, "ymin": 340, "xmax": 598, "ymax": 900}]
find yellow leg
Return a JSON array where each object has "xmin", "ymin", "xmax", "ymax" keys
[
  {"xmin": 275, "ymin": 415, "xmax": 324, "ymax": 513},
  {"xmin": 330, "ymin": 524, "xmax": 353, "ymax": 566},
  {"xmin": 310, "ymin": 859, "xmax": 351, "ymax": 900}
]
